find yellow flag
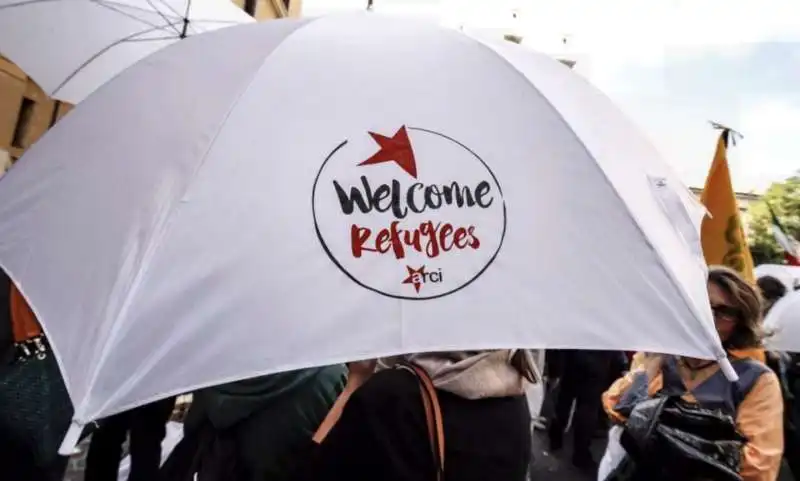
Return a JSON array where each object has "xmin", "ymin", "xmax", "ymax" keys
[{"xmin": 700, "ymin": 130, "xmax": 755, "ymax": 282}]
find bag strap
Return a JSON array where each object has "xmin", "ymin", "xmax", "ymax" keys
[
  {"xmin": 397, "ymin": 362, "xmax": 445, "ymax": 480},
  {"xmin": 10, "ymin": 284, "xmax": 41, "ymax": 342}
]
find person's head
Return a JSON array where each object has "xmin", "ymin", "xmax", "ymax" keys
[
  {"xmin": 707, "ymin": 266, "xmax": 764, "ymax": 350},
  {"xmin": 757, "ymin": 275, "xmax": 787, "ymax": 314}
]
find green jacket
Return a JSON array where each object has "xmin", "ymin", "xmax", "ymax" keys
[{"xmin": 185, "ymin": 365, "xmax": 346, "ymax": 481}]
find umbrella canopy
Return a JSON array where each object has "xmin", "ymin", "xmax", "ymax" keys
[
  {"xmin": 0, "ymin": 0, "xmax": 253, "ymax": 103},
  {"xmin": 0, "ymin": 15, "xmax": 728, "ymax": 437},
  {"xmin": 764, "ymin": 290, "xmax": 800, "ymax": 353}
]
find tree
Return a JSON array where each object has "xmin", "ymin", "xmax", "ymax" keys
[{"xmin": 747, "ymin": 175, "xmax": 800, "ymax": 265}]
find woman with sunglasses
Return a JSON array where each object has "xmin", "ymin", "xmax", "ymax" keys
[{"xmin": 602, "ymin": 266, "xmax": 784, "ymax": 481}]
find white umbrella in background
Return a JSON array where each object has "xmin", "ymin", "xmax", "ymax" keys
[
  {"xmin": 0, "ymin": 15, "xmax": 733, "ymax": 453},
  {"xmin": 755, "ymin": 264, "xmax": 800, "ymax": 291},
  {"xmin": 764, "ymin": 290, "xmax": 800, "ymax": 353},
  {"xmin": 0, "ymin": 0, "xmax": 253, "ymax": 104}
]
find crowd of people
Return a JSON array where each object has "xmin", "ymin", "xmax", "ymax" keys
[{"xmin": 1, "ymin": 265, "xmax": 800, "ymax": 481}]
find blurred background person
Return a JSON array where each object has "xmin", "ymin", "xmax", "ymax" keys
[
  {"xmin": 162, "ymin": 365, "xmax": 346, "ymax": 481},
  {"xmin": 0, "ymin": 275, "xmax": 72, "ymax": 481},
  {"xmin": 547, "ymin": 349, "xmax": 623, "ymax": 472},
  {"xmin": 289, "ymin": 350, "xmax": 537, "ymax": 481},
  {"xmin": 85, "ymin": 397, "xmax": 177, "ymax": 481}
]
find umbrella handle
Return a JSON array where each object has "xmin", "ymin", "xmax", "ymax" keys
[{"xmin": 58, "ymin": 421, "xmax": 83, "ymax": 456}]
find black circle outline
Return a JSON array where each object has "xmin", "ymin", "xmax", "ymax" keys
[{"xmin": 311, "ymin": 126, "xmax": 507, "ymax": 300}]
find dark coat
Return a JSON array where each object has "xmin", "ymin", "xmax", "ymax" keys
[
  {"xmin": 0, "ymin": 270, "xmax": 13, "ymax": 364},
  {"xmin": 163, "ymin": 365, "xmax": 346, "ymax": 481},
  {"xmin": 290, "ymin": 367, "xmax": 532, "ymax": 481}
]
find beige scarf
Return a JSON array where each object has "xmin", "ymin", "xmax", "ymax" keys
[{"xmin": 380, "ymin": 350, "xmax": 538, "ymax": 400}]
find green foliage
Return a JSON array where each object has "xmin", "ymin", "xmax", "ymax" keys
[{"xmin": 747, "ymin": 175, "xmax": 800, "ymax": 265}]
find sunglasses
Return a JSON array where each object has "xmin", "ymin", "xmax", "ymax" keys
[{"xmin": 711, "ymin": 304, "xmax": 741, "ymax": 321}]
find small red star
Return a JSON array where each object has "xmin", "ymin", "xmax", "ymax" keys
[
  {"xmin": 402, "ymin": 265, "xmax": 426, "ymax": 293},
  {"xmin": 359, "ymin": 126, "xmax": 418, "ymax": 178}
]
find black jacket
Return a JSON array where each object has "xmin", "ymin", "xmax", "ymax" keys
[
  {"xmin": 0, "ymin": 270, "xmax": 13, "ymax": 364},
  {"xmin": 290, "ymin": 367, "xmax": 532, "ymax": 481}
]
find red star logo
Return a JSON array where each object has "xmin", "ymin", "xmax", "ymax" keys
[
  {"xmin": 358, "ymin": 126, "xmax": 418, "ymax": 178},
  {"xmin": 402, "ymin": 265, "xmax": 426, "ymax": 293}
]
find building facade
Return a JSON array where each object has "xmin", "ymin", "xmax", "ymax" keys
[
  {"xmin": 0, "ymin": 57, "xmax": 72, "ymax": 170},
  {"xmin": 0, "ymin": 0, "xmax": 302, "ymax": 174},
  {"xmin": 231, "ymin": 0, "xmax": 302, "ymax": 20}
]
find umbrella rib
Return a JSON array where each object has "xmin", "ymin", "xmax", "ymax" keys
[
  {"xmin": 181, "ymin": 18, "xmax": 240, "ymax": 35},
  {"xmin": 90, "ymin": 0, "xmax": 173, "ymax": 30},
  {"xmin": 124, "ymin": 35, "xmax": 182, "ymax": 43},
  {"xmin": 141, "ymin": 0, "xmax": 183, "ymax": 36},
  {"xmin": 51, "ymin": 25, "xmax": 180, "ymax": 97},
  {"xmin": 0, "ymin": 0, "xmax": 60, "ymax": 11},
  {"xmin": 0, "ymin": 0, "xmax": 183, "ymax": 35},
  {"xmin": 151, "ymin": 0, "xmax": 183, "ymax": 20},
  {"xmin": 181, "ymin": 18, "xmax": 243, "ymax": 24},
  {"xmin": 91, "ymin": 0, "xmax": 181, "ymax": 19}
]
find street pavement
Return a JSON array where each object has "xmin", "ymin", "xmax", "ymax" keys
[
  {"xmin": 529, "ymin": 427, "xmax": 606, "ymax": 481},
  {"xmin": 65, "ymin": 429, "xmax": 605, "ymax": 481},
  {"xmin": 63, "ymin": 437, "xmax": 91, "ymax": 481},
  {"xmin": 65, "ymin": 426, "xmax": 796, "ymax": 481}
]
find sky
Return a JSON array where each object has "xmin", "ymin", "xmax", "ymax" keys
[{"xmin": 302, "ymin": 0, "xmax": 800, "ymax": 193}]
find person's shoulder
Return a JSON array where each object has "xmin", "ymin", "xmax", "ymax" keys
[
  {"xmin": 343, "ymin": 368, "xmax": 429, "ymax": 429},
  {"xmin": 355, "ymin": 367, "xmax": 422, "ymax": 402},
  {"xmin": 747, "ymin": 367, "xmax": 782, "ymax": 400}
]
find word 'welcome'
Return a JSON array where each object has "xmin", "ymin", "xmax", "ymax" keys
[{"xmin": 333, "ymin": 176, "xmax": 494, "ymax": 219}]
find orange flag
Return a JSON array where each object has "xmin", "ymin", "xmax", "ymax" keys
[{"xmin": 700, "ymin": 130, "xmax": 755, "ymax": 282}]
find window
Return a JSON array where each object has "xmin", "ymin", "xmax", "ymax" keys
[{"xmin": 11, "ymin": 97, "xmax": 35, "ymax": 149}]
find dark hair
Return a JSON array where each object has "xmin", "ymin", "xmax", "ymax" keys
[
  {"xmin": 708, "ymin": 266, "xmax": 765, "ymax": 350},
  {"xmin": 757, "ymin": 276, "xmax": 787, "ymax": 306}
]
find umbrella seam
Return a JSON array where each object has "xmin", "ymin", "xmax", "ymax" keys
[
  {"xmin": 50, "ymin": 23, "xmax": 183, "ymax": 97},
  {"xmin": 460, "ymin": 33, "xmax": 725, "ymax": 362},
  {"xmin": 84, "ymin": 17, "xmax": 324, "ymax": 422},
  {"xmin": 49, "ymin": 0, "xmax": 190, "ymax": 97},
  {"xmin": 1, "ymin": 0, "xmax": 251, "ymax": 101}
]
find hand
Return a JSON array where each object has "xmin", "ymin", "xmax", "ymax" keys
[
  {"xmin": 346, "ymin": 359, "xmax": 377, "ymax": 388},
  {"xmin": 642, "ymin": 354, "xmax": 662, "ymax": 379}
]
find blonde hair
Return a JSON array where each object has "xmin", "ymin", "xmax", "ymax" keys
[{"xmin": 707, "ymin": 266, "xmax": 765, "ymax": 349}]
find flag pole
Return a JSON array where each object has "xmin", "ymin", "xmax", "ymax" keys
[
  {"xmin": 705, "ymin": 120, "xmax": 746, "ymax": 381},
  {"xmin": 709, "ymin": 121, "xmax": 743, "ymax": 147}
]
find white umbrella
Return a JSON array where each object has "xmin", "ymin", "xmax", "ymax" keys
[
  {"xmin": 0, "ymin": 15, "xmax": 732, "ymax": 452},
  {"xmin": 764, "ymin": 290, "xmax": 800, "ymax": 353},
  {"xmin": 755, "ymin": 264, "xmax": 800, "ymax": 291},
  {"xmin": 0, "ymin": 0, "xmax": 253, "ymax": 104}
]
